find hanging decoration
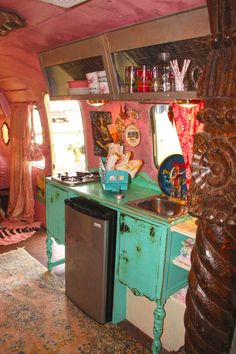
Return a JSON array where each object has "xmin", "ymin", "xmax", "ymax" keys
[
  {"xmin": 172, "ymin": 102, "xmax": 204, "ymax": 190},
  {"xmin": 0, "ymin": 11, "xmax": 25, "ymax": 36}
]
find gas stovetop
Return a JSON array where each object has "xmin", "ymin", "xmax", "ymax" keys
[{"xmin": 51, "ymin": 171, "xmax": 100, "ymax": 187}]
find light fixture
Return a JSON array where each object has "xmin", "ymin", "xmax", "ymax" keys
[
  {"xmin": 0, "ymin": 10, "xmax": 25, "ymax": 36},
  {"xmin": 175, "ymin": 99, "xmax": 202, "ymax": 108},
  {"xmin": 86, "ymin": 100, "xmax": 107, "ymax": 108},
  {"xmin": 38, "ymin": 0, "xmax": 89, "ymax": 8}
]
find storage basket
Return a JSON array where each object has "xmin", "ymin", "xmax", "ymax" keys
[{"xmin": 99, "ymin": 159, "xmax": 129, "ymax": 192}]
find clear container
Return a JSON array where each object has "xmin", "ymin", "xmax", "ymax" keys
[{"xmin": 157, "ymin": 52, "xmax": 174, "ymax": 92}]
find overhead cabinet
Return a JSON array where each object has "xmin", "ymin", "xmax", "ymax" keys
[
  {"xmin": 40, "ymin": 6, "xmax": 210, "ymax": 101},
  {"xmin": 40, "ymin": 35, "xmax": 117, "ymax": 100},
  {"xmin": 107, "ymin": 6, "xmax": 210, "ymax": 101}
]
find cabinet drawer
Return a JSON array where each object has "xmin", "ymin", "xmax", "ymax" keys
[{"xmin": 118, "ymin": 214, "xmax": 165, "ymax": 300}]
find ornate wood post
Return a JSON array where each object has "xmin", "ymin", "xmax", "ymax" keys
[{"xmin": 184, "ymin": 1, "xmax": 236, "ymax": 353}]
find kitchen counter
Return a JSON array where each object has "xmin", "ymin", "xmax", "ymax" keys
[
  {"xmin": 45, "ymin": 175, "xmax": 194, "ymax": 354},
  {"xmin": 47, "ymin": 176, "xmax": 191, "ymax": 226},
  {"xmin": 171, "ymin": 217, "xmax": 198, "ymax": 239}
]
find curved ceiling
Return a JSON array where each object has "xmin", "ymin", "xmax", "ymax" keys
[{"xmin": 0, "ymin": 0, "xmax": 207, "ymax": 101}]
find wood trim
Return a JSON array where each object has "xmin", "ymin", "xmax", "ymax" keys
[
  {"xmin": 40, "ymin": 36, "xmax": 106, "ymax": 67},
  {"xmin": 40, "ymin": 7, "xmax": 210, "ymax": 67},
  {"xmin": 107, "ymin": 7, "xmax": 210, "ymax": 52}
]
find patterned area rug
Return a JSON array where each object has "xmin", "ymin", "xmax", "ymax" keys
[
  {"xmin": 0, "ymin": 248, "xmax": 150, "ymax": 353},
  {"xmin": 0, "ymin": 219, "xmax": 41, "ymax": 246}
]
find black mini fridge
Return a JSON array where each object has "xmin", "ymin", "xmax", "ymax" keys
[{"xmin": 64, "ymin": 197, "xmax": 117, "ymax": 324}]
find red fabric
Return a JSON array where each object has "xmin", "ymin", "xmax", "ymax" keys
[{"xmin": 172, "ymin": 102, "xmax": 204, "ymax": 189}]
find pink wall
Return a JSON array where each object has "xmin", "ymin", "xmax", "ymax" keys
[
  {"xmin": 0, "ymin": 114, "xmax": 11, "ymax": 190},
  {"xmin": 0, "ymin": 98, "xmax": 158, "ymax": 226},
  {"xmin": 81, "ymin": 100, "xmax": 158, "ymax": 181}
]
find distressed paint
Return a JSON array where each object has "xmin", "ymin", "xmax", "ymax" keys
[
  {"xmin": 118, "ymin": 213, "xmax": 163, "ymax": 300},
  {"xmin": 46, "ymin": 178, "xmax": 192, "ymax": 353},
  {"xmin": 152, "ymin": 300, "xmax": 166, "ymax": 354}
]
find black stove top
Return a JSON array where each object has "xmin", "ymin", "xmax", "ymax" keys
[{"xmin": 51, "ymin": 171, "xmax": 100, "ymax": 186}]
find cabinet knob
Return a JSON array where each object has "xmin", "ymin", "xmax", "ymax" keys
[
  {"xmin": 120, "ymin": 222, "xmax": 130, "ymax": 233},
  {"xmin": 150, "ymin": 226, "xmax": 155, "ymax": 238}
]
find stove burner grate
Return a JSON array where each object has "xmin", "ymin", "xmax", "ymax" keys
[{"xmin": 51, "ymin": 171, "xmax": 100, "ymax": 186}]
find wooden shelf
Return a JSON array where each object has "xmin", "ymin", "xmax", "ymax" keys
[
  {"xmin": 173, "ymin": 255, "xmax": 191, "ymax": 271},
  {"xmin": 118, "ymin": 91, "xmax": 199, "ymax": 102}
]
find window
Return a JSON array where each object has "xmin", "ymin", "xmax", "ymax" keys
[
  {"xmin": 45, "ymin": 95, "xmax": 86, "ymax": 175},
  {"xmin": 151, "ymin": 104, "xmax": 182, "ymax": 167},
  {"xmin": 30, "ymin": 106, "xmax": 45, "ymax": 169}
]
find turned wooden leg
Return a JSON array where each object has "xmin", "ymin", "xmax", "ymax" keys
[
  {"xmin": 152, "ymin": 300, "xmax": 166, "ymax": 354},
  {"xmin": 46, "ymin": 234, "xmax": 53, "ymax": 270}
]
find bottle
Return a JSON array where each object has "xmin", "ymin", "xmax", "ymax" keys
[
  {"xmin": 125, "ymin": 66, "xmax": 137, "ymax": 93},
  {"xmin": 157, "ymin": 52, "xmax": 174, "ymax": 92}
]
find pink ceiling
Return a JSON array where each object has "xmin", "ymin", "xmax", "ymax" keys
[{"xmin": 0, "ymin": 0, "xmax": 207, "ymax": 101}]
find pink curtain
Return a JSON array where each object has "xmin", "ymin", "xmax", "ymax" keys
[
  {"xmin": 0, "ymin": 90, "xmax": 11, "ymax": 118},
  {"xmin": 7, "ymin": 103, "xmax": 35, "ymax": 222},
  {"xmin": 172, "ymin": 102, "xmax": 204, "ymax": 190}
]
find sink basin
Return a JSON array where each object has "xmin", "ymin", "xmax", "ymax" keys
[{"xmin": 126, "ymin": 195, "xmax": 188, "ymax": 220}]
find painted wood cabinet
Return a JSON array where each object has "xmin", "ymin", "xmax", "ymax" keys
[
  {"xmin": 46, "ymin": 181, "xmax": 77, "ymax": 269},
  {"xmin": 45, "ymin": 179, "xmax": 190, "ymax": 353},
  {"xmin": 116, "ymin": 213, "xmax": 189, "ymax": 353},
  {"xmin": 119, "ymin": 213, "xmax": 166, "ymax": 300}
]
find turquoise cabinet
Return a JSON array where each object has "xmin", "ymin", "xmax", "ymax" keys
[
  {"xmin": 119, "ymin": 213, "xmax": 166, "ymax": 300},
  {"xmin": 45, "ymin": 181, "xmax": 77, "ymax": 269},
  {"xmin": 117, "ymin": 213, "xmax": 189, "ymax": 353},
  {"xmin": 46, "ymin": 183, "xmax": 67, "ymax": 244},
  {"xmin": 45, "ymin": 178, "xmax": 190, "ymax": 353}
]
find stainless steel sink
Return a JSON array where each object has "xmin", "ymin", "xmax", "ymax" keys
[{"xmin": 126, "ymin": 195, "xmax": 188, "ymax": 220}]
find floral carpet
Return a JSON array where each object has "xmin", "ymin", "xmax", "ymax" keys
[{"xmin": 0, "ymin": 248, "xmax": 150, "ymax": 354}]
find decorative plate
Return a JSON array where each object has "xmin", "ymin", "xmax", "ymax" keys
[{"xmin": 158, "ymin": 154, "xmax": 187, "ymax": 197}]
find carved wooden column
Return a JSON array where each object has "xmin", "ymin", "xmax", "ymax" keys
[{"xmin": 184, "ymin": 1, "xmax": 236, "ymax": 353}]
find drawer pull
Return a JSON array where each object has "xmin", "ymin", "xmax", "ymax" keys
[
  {"xmin": 120, "ymin": 222, "xmax": 130, "ymax": 233},
  {"xmin": 150, "ymin": 226, "xmax": 155, "ymax": 238}
]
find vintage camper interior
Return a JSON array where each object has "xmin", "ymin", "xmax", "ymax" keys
[{"xmin": 0, "ymin": 0, "xmax": 235, "ymax": 353}]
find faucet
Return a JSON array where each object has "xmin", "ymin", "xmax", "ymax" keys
[{"xmin": 170, "ymin": 173, "xmax": 185, "ymax": 200}]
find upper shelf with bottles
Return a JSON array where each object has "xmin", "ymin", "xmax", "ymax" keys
[
  {"xmin": 110, "ymin": 36, "xmax": 209, "ymax": 100},
  {"xmin": 40, "ymin": 7, "xmax": 210, "ymax": 101}
]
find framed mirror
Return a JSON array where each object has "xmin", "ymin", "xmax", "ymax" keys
[
  {"xmin": 1, "ymin": 122, "xmax": 10, "ymax": 145},
  {"xmin": 125, "ymin": 124, "xmax": 141, "ymax": 147},
  {"xmin": 150, "ymin": 104, "xmax": 182, "ymax": 168}
]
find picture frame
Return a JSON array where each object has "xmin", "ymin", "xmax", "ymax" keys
[
  {"xmin": 125, "ymin": 124, "xmax": 141, "ymax": 147},
  {"xmin": 90, "ymin": 111, "xmax": 113, "ymax": 156}
]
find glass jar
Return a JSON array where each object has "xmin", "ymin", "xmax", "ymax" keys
[
  {"xmin": 125, "ymin": 66, "xmax": 137, "ymax": 93},
  {"xmin": 137, "ymin": 65, "xmax": 153, "ymax": 92},
  {"xmin": 157, "ymin": 52, "xmax": 174, "ymax": 92}
]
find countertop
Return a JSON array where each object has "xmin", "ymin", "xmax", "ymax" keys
[
  {"xmin": 46, "ymin": 176, "xmax": 192, "ymax": 227},
  {"xmin": 171, "ymin": 217, "xmax": 198, "ymax": 239}
]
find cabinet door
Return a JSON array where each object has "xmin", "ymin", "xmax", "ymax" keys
[
  {"xmin": 107, "ymin": 7, "xmax": 210, "ymax": 101},
  {"xmin": 46, "ymin": 183, "xmax": 69, "ymax": 244},
  {"xmin": 40, "ymin": 35, "xmax": 116, "ymax": 99},
  {"xmin": 118, "ymin": 214, "xmax": 165, "ymax": 300}
]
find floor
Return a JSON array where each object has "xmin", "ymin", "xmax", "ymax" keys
[{"xmin": 0, "ymin": 227, "xmax": 172, "ymax": 354}]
